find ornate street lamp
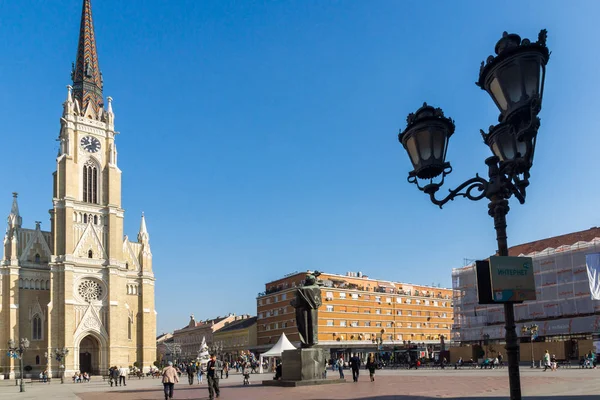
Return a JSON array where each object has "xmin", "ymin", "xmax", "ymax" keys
[
  {"xmin": 8, "ymin": 338, "xmax": 30, "ymax": 392},
  {"xmin": 521, "ymin": 324, "xmax": 539, "ymax": 368},
  {"xmin": 53, "ymin": 347, "xmax": 69, "ymax": 384},
  {"xmin": 397, "ymin": 30, "xmax": 549, "ymax": 400}
]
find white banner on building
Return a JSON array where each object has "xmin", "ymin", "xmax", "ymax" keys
[{"xmin": 585, "ymin": 253, "xmax": 600, "ymax": 300}]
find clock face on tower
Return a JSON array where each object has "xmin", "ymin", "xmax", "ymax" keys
[{"xmin": 80, "ymin": 136, "xmax": 101, "ymax": 153}]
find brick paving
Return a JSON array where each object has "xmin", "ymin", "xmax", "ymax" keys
[{"xmin": 1, "ymin": 369, "xmax": 599, "ymax": 399}]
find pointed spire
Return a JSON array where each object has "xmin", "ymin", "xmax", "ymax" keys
[
  {"xmin": 138, "ymin": 212, "xmax": 149, "ymax": 243},
  {"xmin": 72, "ymin": 0, "xmax": 103, "ymax": 116},
  {"xmin": 8, "ymin": 192, "xmax": 22, "ymax": 229}
]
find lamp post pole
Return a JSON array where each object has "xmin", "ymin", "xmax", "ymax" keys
[
  {"xmin": 53, "ymin": 347, "xmax": 69, "ymax": 384},
  {"xmin": 521, "ymin": 324, "xmax": 538, "ymax": 368},
  {"xmin": 8, "ymin": 338, "xmax": 30, "ymax": 393},
  {"xmin": 396, "ymin": 31, "xmax": 550, "ymax": 400}
]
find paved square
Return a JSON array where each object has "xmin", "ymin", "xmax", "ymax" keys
[{"xmin": 0, "ymin": 368, "xmax": 598, "ymax": 400}]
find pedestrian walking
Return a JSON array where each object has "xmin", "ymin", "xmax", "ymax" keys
[
  {"xmin": 543, "ymin": 350, "xmax": 551, "ymax": 371},
  {"xmin": 162, "ymin": 361, "xmax": 179, "ymax": 400},
  {"xmin": 197, "ymin": 363, "xmax": 204, "ymax": 384},
  {"xmin": 350, "ymin": 354, "xmax": 361, "ymax": 382},
  {"xmin": 118, "ymin": 365, "xmax": 128, "ymax": 386},
  {"xmin": 207, "ymin": 354, "xmax": 221, "ymax": 400},
  {"xmin": 337, "ymin": 355, "xmax": 345, "ymax": 379},
  {"xmin": 366, "ymin": 353, "xmax": 377, "ymax": 382},
  {"xmin": 186, "ymin": 362, "xmax": 196, "ymax": 385}
]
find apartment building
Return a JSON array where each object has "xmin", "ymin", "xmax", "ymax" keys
[{"xmin": 256, "ymin": 271, "xmax": 453, "ymax": 354}]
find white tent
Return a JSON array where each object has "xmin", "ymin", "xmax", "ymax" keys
[{"xmin": 259, "ymin": 333, "xmax": 297, "ymax": 373}]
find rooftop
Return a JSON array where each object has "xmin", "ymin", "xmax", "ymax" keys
[
  {"xmin": 217, "ymin": 316, "xmax": 257, "ymax": 333},
  {"xmin": 508, "ymin": 226, "xmax": 600, "ymax": 256}
]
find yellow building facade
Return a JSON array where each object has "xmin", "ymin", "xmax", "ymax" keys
[
  {"xmin": 257, "ymin": 271, "xmax": 453, "ymax": 351},
  {"xmin": 0, "ymin": 0, "xmax": 156, "ymax": 377}
]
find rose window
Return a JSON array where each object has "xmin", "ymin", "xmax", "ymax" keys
[{"xmin": 78, "ymin": 280, "xmax": 103, "ymax": 302}]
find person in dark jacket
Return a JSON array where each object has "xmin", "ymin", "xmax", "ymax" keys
[
  {"xmin": 366, "ymin": 353, "xmax": 376, "ymax": 382},
  {"xmin": 186, "ymin": 362, "xmax": 196, "ymax": 385},
  {"xmin": 349, "ymin": 354, "xmax": 361, "ymax": 382},
  {"xmin": 206, "ymin": 354, "xmax": 220, "ymax": 400}
]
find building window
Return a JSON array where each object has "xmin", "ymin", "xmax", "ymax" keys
[
  {"xmin": 364, "ymin": 321, "xmax": 371, "ymax": 327},
  {"xmin": 36, "ymin": 355, "xmax": 40, "ymax": 365},
  {"xmin": 340, "ymin": 321, "xmax": 347, "ymax": 327},
  {"xmin": 397, "ymin": 310, "xmax": 402, "ymax": 316},
  {"xmin": 351, "ymin": 321, "xmax": 358, "ymax": 327},
  {"xmin": 405, "ymin": 299, "xmax": 412, "ymax": 304},
  {"xmin": 416, "ymin": 323, "xmax": 421, "ymax": 328},
  {"xmin": 326, "ymin": 305, "xmax": 333, "ymax": 312},
  {"xmin": 351, "ymin": 293, "xmax": 359, "ymax": 299},
  {"xmin": 88, "ymin": 250, "xmax": 93, "ymax": 258},
  {"xmin": 396, "ymin": 297, "xmax": 402, "ymax": 303},
  {"xmin": 128, "ymin": 316, "xmax": 133, "ymax": 340},
  {"xmin": 326, "ymin": 291, "xmax": 333, "ymax": 300},
  {"xmin": 397, "ymin": 334, "xmax": 402, "ymax": 340},
  {"xmin": 258, "ymin": 299, "xmax": 263, "ymax": 306},
  {"xmin": 433, "ymin": 301, "xmax": 438, "ymax": 306},
  {"xmin": 407, "ymin": 310, "xmax": 412, "ymax": 316},
  {"xmin": 425, "ymin": 300, "xmax": 430, "ymax": 306},
  {"xmin": 375, "ymin": 322, "xmax": 382, "ymax": 327},
  {"xmin": 258, "ymin": 312, "xmax": 263, "ymax": 319},
  {"xmin": 386, "ymin": 322, "xmax": 392, "ymax": 328},
  {"xmin": 363, "ymin": 308, "xmax": 370, "ymax": 314},
  {"xmin": 34, "ymin": 253, "xmax": 41, "ymax": 263},
  {"xmin": 281, "ymin": 293, "xmax": 286, "ymax": 300},
  {"xmin": 32, "ymin": 315, "xmax": 42, "ymax": 340},
  {"xmin": 83, "ymin": 160, "xmax": 98, "ymax": 204},
  {"xmin": 339, "ymin": 292, "xmax": 346, "ymax": 299},
  {"xmin": 386, "ymin": 310, "xmax": 392, "ymax": 315},
  {"xmin": 326, "ymin": 320, "xmax": 334, "ymax": 326},
  {"xmin": 407, "ymin": 323, "xmax": 412, "ymax": 328},
  {"xmin": 416, "ymin": 299, "xmax": 421, "ymax": 305},
  {"xmin": 274, "ymin": 323, "xmax": 279, "ymax": 329},
  {"xmin": 386, "ymin": 297, "xmax": 391, "ymax": 303},
  {"xmin": 375, "ymin": 296, "xmax": 381, "ymax": 302},
  {"xmin": 375, "ymin": 309, "xmax": 381, "ymax": 315}
]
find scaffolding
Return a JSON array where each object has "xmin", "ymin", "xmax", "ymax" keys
[{"xmin": 452, "ymin": 237, "xmax": 600, "ymax": 343}]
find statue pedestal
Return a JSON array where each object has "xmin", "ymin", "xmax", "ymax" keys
[{"xmin": 262, "ymin": 348, "xmax": 345, "ymax": 387}]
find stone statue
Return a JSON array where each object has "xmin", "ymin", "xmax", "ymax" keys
[{"xmin": 290, "ymin": 271, "xmax": 323, "ymax": 348}]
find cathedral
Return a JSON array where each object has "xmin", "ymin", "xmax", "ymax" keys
[{"xmin": 0, "ymin": 0, "xmax": 156, "ymax": 377}]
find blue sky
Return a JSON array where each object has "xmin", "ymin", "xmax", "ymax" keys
[{"xmin": 1, "ymin": 0, "xmax": 599, "ymax": 334}]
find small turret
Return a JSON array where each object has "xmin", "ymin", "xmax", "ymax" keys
[
  {"xmin": 7, "ymin": 192, "xmax": 22, "ymax": 229},
  {"xmin": 138, "ymin": 212, "xmax": 149, "ymax": 244}
]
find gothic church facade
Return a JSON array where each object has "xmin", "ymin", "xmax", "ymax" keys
[{"xmin": 0, "ymin": 0, "xmax": 156, "ymax": 377}]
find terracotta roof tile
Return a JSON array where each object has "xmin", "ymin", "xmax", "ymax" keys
[{"xmin": 508, "ymin": 227, "xmax": 600, "ymax": 256}]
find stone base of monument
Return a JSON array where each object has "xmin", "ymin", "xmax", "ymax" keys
[{"xmin": 262, "ymin": 348, "xmax": 346, "ymax": 387}]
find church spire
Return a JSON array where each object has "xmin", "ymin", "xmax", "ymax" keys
[
  {"xmin": 138, "ymin": 213, "xmax": 149, "ymax": 243},
  {"xmin": 72, "ymin": 0, "xmax": 103, "ymax": 117},
  {"xmin": 8, "ymin": 192, "xmax": 22, "ymax": 229}
]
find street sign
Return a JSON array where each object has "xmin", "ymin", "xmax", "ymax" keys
[{"xmin": 489, "ymin": 256, "xmax": 536, "ymax": 302}]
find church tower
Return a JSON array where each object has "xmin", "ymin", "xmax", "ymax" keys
[{"xmin": 0, "ymin": 0, "xmax": 156, "ymax": 377}]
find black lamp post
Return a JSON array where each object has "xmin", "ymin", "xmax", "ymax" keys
[
  {"xmin": 8, "ymin": 338, "xmax": 30, "ymax": 393},
  {"xmin": 397, "ymin": 30, "xmax": 549, "ymax": 400},
  {"xmin": 521, "ymin": 324, "xmax": 539, "ymax": 368},
  {"xmin": 53, "ymin": 347, "xmax": 69, "ymax": 384}
]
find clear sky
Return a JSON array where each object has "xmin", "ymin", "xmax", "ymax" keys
[{"xmin": 1, "ymin": 0, "xmax": 599, "ymax": 334}]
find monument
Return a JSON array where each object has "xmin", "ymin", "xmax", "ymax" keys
[
  {"xmin": 263, "ymin": 271, "xmax": 345, "ymax": 386},
  {"xmin": 197, "ymin": 336, "xmax": 210, "ymax": 371}
]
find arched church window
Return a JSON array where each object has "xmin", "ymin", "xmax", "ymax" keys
[
  {"xmin": 36, "ymin": 355, "xmax": 40, "ymax": 365},
  {"xmin": 83, "ymin": 214, "xmax": 87, "ymax": 223},
  {"xmin": 35, "ymin": 253, "xmax": 41, "ymax": 263},
  {"xmin": 82, "ymin": 160, "xmax": 98, "ymax": 204},
  {"xmin": 19, "ymin": 278, "xmax": 23, "ymax": 288},
  {"xmin": 35, "ymin": 280, "xmax": 40, "ymax": 290},
  {"xmin": 94, "ymin": 215, "xmax": 98, "ymax": 225},
  {"xmin": 46, "ymin": 280, "xmax": 50, "ymax": 290},
  {"xmin": 128, "ymin": 316, "xmax": 133, "ymax": 340},
  {"xmin": 32, "ymin": 315, "xmax": 42, "ymax": 340},
  {"xmin": 88, "ymin": 249, "xmax": 93, "ymax": 258},
  {"xmin": 126, "ymin": 262, "xmax": 129, "ymax": 270}
]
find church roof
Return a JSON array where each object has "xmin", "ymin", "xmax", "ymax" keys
[{"xmin": 72, "ymin": 0, "xmax": 103, "ymax": 116}]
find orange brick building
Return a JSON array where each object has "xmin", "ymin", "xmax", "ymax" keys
[{"xmin": 256, "ymin": 271, "xmax": 453, "ymax": 356}]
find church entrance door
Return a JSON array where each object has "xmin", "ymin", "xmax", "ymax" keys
[{"xmin": 79, "ymin": 335, "xmax": 100, "ymax": 375}]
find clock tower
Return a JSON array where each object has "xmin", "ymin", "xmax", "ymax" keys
[
  {"xmin": 46, "ymin": 0, "xmax": 156, "ymax": 375},
  {"xmin": 0, "ymin": 0, "xmax": 156, "ymax": 378}
]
